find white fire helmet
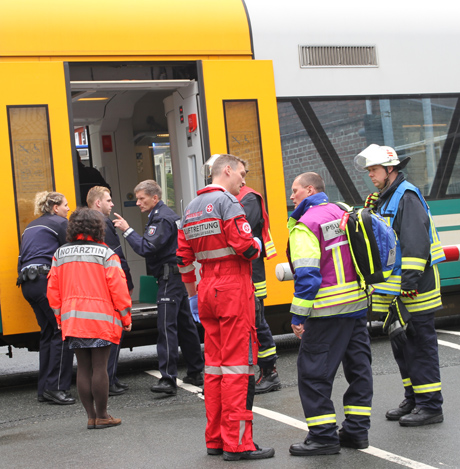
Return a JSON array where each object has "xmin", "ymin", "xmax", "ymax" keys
[
  {"xmin": 200, "ymin": 154, "xmax": 222, "ymax": 180},
  {"xmin": 354, "ymin": 144, "xmax": 410, "ymax": 172}
]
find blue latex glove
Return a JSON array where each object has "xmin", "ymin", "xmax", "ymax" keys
[
  {"xmin": 254, "ymin": 237, "xmax": 262, "ymax": 252},
  {"xmin": 189, "ymin": 294, "xmax": 200, "ymax": 323}
]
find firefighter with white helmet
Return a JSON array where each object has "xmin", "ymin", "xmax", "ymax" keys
[
  {"xmin": 354, "ymin": 144, "xmax": 409, "ymax": 172},
  {"xmin": 358, "ymin": 144, "xmax": 445, "ymax": 427}
]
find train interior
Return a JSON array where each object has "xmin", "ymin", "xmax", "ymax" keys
[{"xmin": 70, "ymin": 62, "xmax": 206, "ymax": 304}]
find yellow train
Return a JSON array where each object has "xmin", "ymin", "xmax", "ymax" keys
[{"xmin": 1, "ymin": 0, "xmax": 459, "ymax": 351}]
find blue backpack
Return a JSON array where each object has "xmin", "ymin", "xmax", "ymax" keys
[{"xmin": 336, "ymin": 204, "xmax": 397, "ymax": 289}]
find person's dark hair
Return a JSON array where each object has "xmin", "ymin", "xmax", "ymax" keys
[
  {"xmin": 66, "ymin": 207, "xmax": 105, "ymax": 243},
  {"xmin": 296, "ymin": 172, "xmax": 326, "ymax": 193}
]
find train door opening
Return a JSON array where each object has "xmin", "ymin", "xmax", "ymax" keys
[{"xmin": 69, "ymin": 64, "xmax": 205, "ymax": 303}]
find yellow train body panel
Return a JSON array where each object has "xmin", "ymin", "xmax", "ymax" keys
[
  {"xmin": 201, "ymin": 60, "xmax": 291, "ymax": 306},
  {"xmin": 0, "ymin": 0, "xmax": 291, "ymax": 342},
  {"xmin": 0, "ymin": 0, "xmax": 252, "ymax": 58},
  {"xmin": 0, "ymin": 61, "xmax": 77, "ymax": 335}
]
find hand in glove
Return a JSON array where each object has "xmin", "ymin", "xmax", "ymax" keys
[
  {"xmin": 401, "ymin": 289, "xmax": 418, "ymax": 299},
  {"xmin": 388, "ymin": 319, "xmax": 408, "ymax": 350},
  {"xmin": 189, "ymin": 294, "xmax": 200, "ymax": 323},
  {"xmin": 383, "ymin": 297, "xmax": 412, "ymax": 351},
  {"xmin": 364, "ymin": 192, "xmax": 379, "ymax": 210},
  {"xmin": 254, "ymin": 236, "xmax": 263, "ymax": 252}
]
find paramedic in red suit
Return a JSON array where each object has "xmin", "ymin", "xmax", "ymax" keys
[{"xmin": 177, "ymin": 154, "xmax": 275, "ymax": 461}]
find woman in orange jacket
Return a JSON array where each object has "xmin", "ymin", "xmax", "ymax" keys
[{"xmin": 47, "ymin": 207, "xmax": 132, "ymax": 429}]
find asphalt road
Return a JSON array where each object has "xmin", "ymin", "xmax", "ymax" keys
[{"xmin": 1, "ymin": 319, "xmax": 460, "ymax": 469}]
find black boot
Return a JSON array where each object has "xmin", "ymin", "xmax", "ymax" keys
[
  {"xmin": 399, "ymin": 407, "xmax": 443, "ymax": 427},
  {"xmin": 385, "ymin": 399, "xmax": 415, "ymax": 421},
  {"xmin": 255, "ymin": 367, "xmax": 281, "ymax": 394}
]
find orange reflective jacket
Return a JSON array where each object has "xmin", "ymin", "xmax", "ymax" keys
[{"xmin": 47, "ymin": 240, "xmax": 132, "ymax": 344}]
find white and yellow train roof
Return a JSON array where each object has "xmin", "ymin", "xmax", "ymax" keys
[{"xmin": 2, "ymin": 0, "xmax": 459, "ymax": 98}]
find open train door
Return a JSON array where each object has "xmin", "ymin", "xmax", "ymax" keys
[
  {"xmin": 0, "ymin": 62, "xmax": 76, "ymax": 345},
  {"xmin": 164, "ymin": 81, "xmax": 205, "ymax": 214},
  {"xmin": 199, "ymin": 60, "xmax": 292, "ymax": 309}
]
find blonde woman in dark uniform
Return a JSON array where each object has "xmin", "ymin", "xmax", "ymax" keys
[{"xmin": 18, "ymin": 191, "xmax": 75, "ymax": 405}]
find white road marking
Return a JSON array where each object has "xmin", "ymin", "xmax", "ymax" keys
[
  {"xmin": 146, "ymin": 369, "xmax": 204, "ymax": 396},
  {"xmin": 251, "ymin": 406, "xmax": 308, "ymax": 430},
  {"xmin": 360, "ymin": 447, "xmax": 439, "ymax": 469},
  {"xmin": 438, "ymin": 339, "xmax": 460, "ymax": 351},
  {"xmin": 437, "ymin": 329, "xmax": 460, "ymax": 337},
  {"xmin": 145, "ymin": 368, "xmax": 439, "ymax": 468}
]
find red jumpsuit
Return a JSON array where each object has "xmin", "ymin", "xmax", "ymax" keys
[{"xmin": 177, "ymin": 185, "xmax": 260, "ymax": 453}]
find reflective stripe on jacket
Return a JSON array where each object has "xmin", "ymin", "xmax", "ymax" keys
[
  {"xmin": 177, "ymin": 185, "xmax": 261, "ymax": 284},
  {"xmin": 372, "ymin": 176, "xmax": 443, "ymax": 315},
  {"xmin": 373, "ymin": 179, "xmax": 445, "ymax": 296},
  {"xmin": 288, "ymin": 193, "xmax": 368, "ymax": 320},
  {"xmin": 235, "ymin": 186, "xmax": 277, "ymax": 260},
  {"xmin": 47, "ymin": 240, "xmax": 132, "ymax": 344}
]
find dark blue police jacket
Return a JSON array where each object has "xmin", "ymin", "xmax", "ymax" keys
[
  {"xmin": 124, "ymin": 200, "xmax": 180, "ymax": 278},
  {"xmin": 105, "ymin": 217, "xmax": 134, "ymax": 291},
  {"xmin": 18, "ymin": 213, "xmax": 68, "ymax": 270}
]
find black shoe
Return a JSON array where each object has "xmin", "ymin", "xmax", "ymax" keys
[
  {"xmin": 223, "ymin": 444, "xmax": 275, "ymax": 461},
  {"xmin": 115, "ymin": 381, "xmax": 129, "ymax": 390},
  {"xmin": 385, "ymin": 399, "xmax": 415, "ymax": 421},
  {"xmin": 399, "ymin": 407, "xmax": 443, "ymax": 427},
  {"xmin": 150, "ymin": 378, "xmax": 177, "ymax": 395},
  {"xmin": 207, "ymin": 448, "xmax": 223, "ymax": 456},
  {"xmin": 43, "ymin": 389, "xmax": 76, "ymax": 405},
  {"xmin": 289, "ymin": 439, "xmax": 341, "ymax": 456},
  {"xmin": 109, "ymin": 384, "xmax": 126, "ymax": 396},
  {"xmin": 182, "ymin": 372, "xmax": 204, "ymax": 386},
  {"xmin": 255, "ymin": 367, "xmax": 281, "ymax": 394},
  {"xmin": 39, "ymin": 390, "xmax": 72, "ymax": 402},
  {"xmin": 338, "ymin": 428, "xmax": 369, "ymax": 449}
]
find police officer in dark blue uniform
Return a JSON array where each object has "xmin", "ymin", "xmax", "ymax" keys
[
  {"xmin": 17, "ymin": 191, "xmax": 75, "ymax": 405},
  {"xmin": 87, "ymin": 186, "xmax": 134, "ymax": 396},
  {"xmin": 113, "ymin": 180, "xmax": 204, "ymax": 395}
]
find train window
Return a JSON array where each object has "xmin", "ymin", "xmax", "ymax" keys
[
  {"xmin": 152, "ymin": 143, "xmax": 175, "ymax": 208},
  {"xmin": 279, "ymin": 96, "xmax": 460, "ymax": 211},
  {"xmin": 224, "ymin": 100, "xmax": 266, "ymax": 202},
  {"xmin": 7, "ymin": 105, "xmax": 54, "ymax": 236}
]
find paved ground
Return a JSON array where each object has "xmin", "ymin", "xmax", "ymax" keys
[{"xmin": 1, "ymin": 321, "xmax": 460, "ymax": 469}]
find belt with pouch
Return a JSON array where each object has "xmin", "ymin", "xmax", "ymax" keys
[
  {"xmin": 17, "ymin": 265, "xmax": 51, "ymax": 286},
  {"xmin": 161, "ymin": 264, "xmax": 180, "ymax": 280}
]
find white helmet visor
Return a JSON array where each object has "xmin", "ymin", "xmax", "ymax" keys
[{"xmin": 354, "ymin": 144, "xmax": 400, "ymax": 172}]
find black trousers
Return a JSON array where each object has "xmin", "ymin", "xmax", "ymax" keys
[
  {"xmin": 391, "ymin": 312, "xmax": 443, "ymax": 412},
  {"xmin": 256, "ymin": 299, "xmax": 277, "ymax": 369},
  {"xmin": 298, "ymin": 315, "xmax": 373, "ymax": 443},
  {"xmin": 156, "ymin": 273, "xmax": 204, "ymax": 382},
  {"xmin": 21, "ymin": 275, "xmax": 74, "ymax": 395},
  {"xmin": 107, "ymin": 331, "xmax": 124, "ymax": 386}
]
